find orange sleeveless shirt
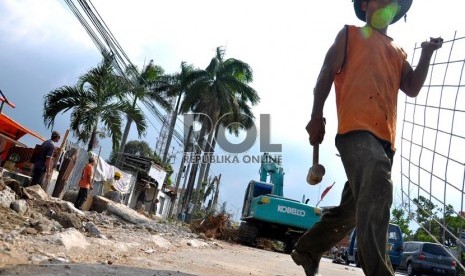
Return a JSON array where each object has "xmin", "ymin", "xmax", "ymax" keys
[{"xmin": 334, "ymin": 25, "xmax": 407, "ymax": 150}]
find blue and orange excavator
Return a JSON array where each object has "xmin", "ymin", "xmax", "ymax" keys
[{"xmin": 238, "ymin": 153, "xmax": 321, "ymax": 253}]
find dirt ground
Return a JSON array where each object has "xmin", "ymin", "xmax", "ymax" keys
[{"xmin": 0, "ymin": 205, "xmax": 307, "ymax": 275}]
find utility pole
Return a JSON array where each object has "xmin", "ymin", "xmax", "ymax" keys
[
  {"xmin": 162, "ymin": 93, "xmax": 182, "ymax": 164},
  {"xmin": 167, "ymin": 126, "xmax": 192, "ymax": 218}
]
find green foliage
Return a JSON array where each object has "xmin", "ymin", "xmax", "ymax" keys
[
  {"xmin": 180, "ymin": 47, "xmax": 260, "ymax": 128},
  {"xmin": 410, "ymin": 196, "xmax": 465, "ymax": 247},
  {"xmin": 413, "ymin": 228, "xmax": 436, "ymax": 242},
  {"xmin": 391, "ymin": 208, "xmax": 412, "ymax": 238},
  {"xmin": 43, "ymin": 58, "xmax": 147, "ymax": 151},
  {"xmin": 413, "ymin": 196, "xmax": 437, "ymax": 224},
  {"xmin": 108, "ymin": 140, "xmax": 154, "ymax": 165},
  {"xmin": 123, "ymin": 140, "xmax": 154, "ymax": 157}
]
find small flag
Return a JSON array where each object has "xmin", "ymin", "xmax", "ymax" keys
[{"xmin": 320, "ymin": 182, "xmax": 336, "ymax": 200}]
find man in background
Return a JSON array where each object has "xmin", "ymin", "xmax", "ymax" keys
[
  {"xmin": 135, "ymin": 183, "xmax": 151, "ymax": 211},
  {"xmin": 29, "ymin": 130, "xmax": 60, "ymax": 187}
]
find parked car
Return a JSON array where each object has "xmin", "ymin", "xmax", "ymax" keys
[
  {"xmin": 399, "ymin": 241, "xmax": 457, "ymax": 276},
  {"xmin": 346, "ymin": 223, "xmax": 403, "ymax": 270}
]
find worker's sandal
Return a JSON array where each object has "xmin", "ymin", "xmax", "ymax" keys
[{"xmin": 291, "ymin": 250, "xmax": 320, "ymax": 276}]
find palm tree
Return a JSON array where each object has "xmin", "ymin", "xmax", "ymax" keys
[
  {"xmin": 154, "ymin": 62, "xmax": 204, "ymax": 217},
  {"xmin": 43, "ymin": 58, "xmax": 147, "ymax": 151},
  {"xmin": 117, "ymin": 60, "xmax": 170, "ymax": 166},
  {"xmin": 180, "ymin": 47, "xmax": 260, "ymax": 211},
  {"xmin": 154, "ymin": 62, "xmax": 198, "ymax": 164}
]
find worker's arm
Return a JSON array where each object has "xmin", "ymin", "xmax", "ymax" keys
[
  {"xmin": 45, "ymin": 156, "xmax": 53, "ymax": 177},
  {"xmin": 400, "ymin": 37, "xmax": 443, "ymax": 97},
  {"xmin": 44, "ymin": 146, "xmax": 55, "ymax": 179},
  {"xmin": 306, "ymin": 27, "xmax": 347, "ymax": 145}
]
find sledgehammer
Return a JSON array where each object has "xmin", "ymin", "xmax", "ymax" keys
[{"xmin": 306, "ymin": 144, "xmax": 325, "ymax": 185}]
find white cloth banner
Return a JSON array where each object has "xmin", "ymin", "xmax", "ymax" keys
[{"xmin": 90, "ymin": 153, "xmax": 132, "ymax": 194}]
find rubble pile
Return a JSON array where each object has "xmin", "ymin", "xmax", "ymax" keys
[{"xmin": 0, "ymin": 176, "xmax": 220, "ymax": 269}]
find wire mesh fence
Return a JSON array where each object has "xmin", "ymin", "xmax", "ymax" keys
[{"xmin": 400, "ymin": 32, "xmax": 465, "ymax": 269}]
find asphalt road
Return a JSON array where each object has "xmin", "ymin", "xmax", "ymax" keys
[{"xmin": 0, "ymin": 259, "xmax": 409, "ymax": 276}]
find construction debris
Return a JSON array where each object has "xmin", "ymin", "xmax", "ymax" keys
[
  {"xmin": 0, "ymin": 176, "xmax": 216, "ymax": 270},
  {"xmin": 189, "ymin": 213, "xmax": 237, "ymax": 241}
]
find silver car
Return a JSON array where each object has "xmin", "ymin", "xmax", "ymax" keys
[{"xmin": 399, "ymin": 241, "xmax": 457, "ymax": 276}]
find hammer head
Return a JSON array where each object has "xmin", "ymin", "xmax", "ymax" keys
[{"xmin": 306, "ymin": 164, "xmax": 326, "ymax": 185}]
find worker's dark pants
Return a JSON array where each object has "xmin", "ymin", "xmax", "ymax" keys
[
  {"xmin": 294, "ymin": 131, "xmax": 394, "ymax": 276},
  {"xmin": 104, "ymin": 191, "xmax": 121, "ymax": 203},
  {"xmin": 74, "ymin": 188, "xmax": 89, "ymax": 210},
  {"xmin": 29, "ymin": 167, "xmax": 45, "ymax": 187}
]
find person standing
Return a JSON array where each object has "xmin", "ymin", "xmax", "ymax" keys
[
  {"xmin": 74, "ymin": 156, "xmax": 95, "ymax": 210},
  {"xmin": 135, "ymin": 184, "xmax": 151, "ymax": 211},
  {"xmin": 292, "ymin": 1, "xmax": 443, "ymax": 276},
  {"xmin": 29, "ymin": 130, "xmax": 60, "ymax": 187}
]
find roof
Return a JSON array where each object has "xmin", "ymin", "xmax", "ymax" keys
[{"xmin": 0, "ymin": 113, "xmax": 46, "ymax": 142}]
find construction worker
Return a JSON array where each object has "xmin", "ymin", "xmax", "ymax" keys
[
  {"xmin": 103, "ymin": 171, "xmax": 122, "ymax": 203},
  {"xmin": 292, "ymin": 0, "xmax": 443, "ymax": 275},
  {"xmin": 74, "ymin": 156, "xmax": 95, "ymax": 210}
]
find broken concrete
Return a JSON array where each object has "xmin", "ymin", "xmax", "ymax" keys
[
  {"xmin": 50, "ymin": 198, "xmax": 85, "ymax": 218},
  {"xmin": 84, "ymin": 222, "xmax": 102, "ymax": 237},
  {"xmin": 0, "ymin": 186, "xmax": 15, "ymax": 208},
  {"xmin": 52, "ymin": 228, "xmax": 89, "ymax": 251},
  {"xmin": 10, "ymin": 199, "xmax": 28, "ymax": 214},
  {"xmin": 51, "ymin": 212, "xmax": 82, "ymax": 229},
  {"xmin": 25, "ymin": 185, "xmax": 50, "ymax": 201},
  {"xmin": 92, "ymin": 195, "xmax": 154, "ymax": 225},
  {"xmin": 151, "ymin": 235, "xmax": 171, "ymax": 249},
  {"xmin": 186, "ymin": 239, "xmax": 208, "ymax": 248}
]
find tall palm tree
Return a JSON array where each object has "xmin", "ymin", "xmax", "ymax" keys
[
  {"xmin": 154, "ymin": 62, "xmax": 198, "ymax": 164},
  {"xmin": 117, "ymin": 60, "xmax": 170, "ymax": 166},
  {"xmin": 180, "ymin": 47, "xmax": 260, "ymax": 211},
  {"xmin": 43, "ymin": 58, "xmax": 147, "ymax": 151},
  {"xmin": 154, "ymin": 62, "xmax": 208, "ymax": 218}
]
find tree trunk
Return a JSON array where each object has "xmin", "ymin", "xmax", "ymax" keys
[
  {"xmin": 87, "ymin": 124, "xmax": 99, "ymax": 152},
  {"xmin": 211, "ymin": 174, "xmax": 221, "ymax": 212},
  {"xmin": 193, "ymin": 118, "xmax": 216, "ymax": 212},
  {"xmin": 116, "ymin": 97, "xmax": 138, "ymax": 167},
  {"xmin": 184, "ymin": 156, "xmax": 199, "ymax": 210},
  {"xmin": 176, "ymin": 162, "xmax": 191, "ymax": 215},
  {"xmin": 162, "ymin": 93, "xmax": 182, "ymax": 164},
  {"xmin": 116, "ymin": 115, "xmax": 132, "ymax": 166},
  {"xmin": 202, "ymin": 126, "xmax": 218, "ymax": 184},
  {"xmin": 183, "ymin": 125, "xmax": 207, "ymax": 212}
]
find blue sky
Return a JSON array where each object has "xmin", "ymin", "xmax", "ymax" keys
[{"xmin": 0, "ymin": 0, "xmax": 463, "ymax": 221}]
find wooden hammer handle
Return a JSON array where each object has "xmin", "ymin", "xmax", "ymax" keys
[{"xmin": 313, "ymin": 144, "xmax": 319, "ymax": 165}]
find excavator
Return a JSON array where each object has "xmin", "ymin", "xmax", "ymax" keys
[{"xmin": 238, "ymin": 153, "xmax": 321, "ymax": 253}]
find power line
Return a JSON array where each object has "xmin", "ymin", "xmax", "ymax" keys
[{"xmin": 63, "ymin": 0, "xmax": 188, "ymax": 147}]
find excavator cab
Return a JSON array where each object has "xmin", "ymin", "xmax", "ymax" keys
[{"xmin": 241, "ymin": 181, "xmax": 273, "ymax": 218}]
